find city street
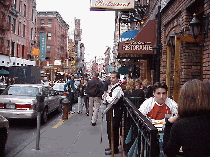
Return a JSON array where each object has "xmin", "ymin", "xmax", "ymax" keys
[{"xmin": 4, "ymin": 111, "xmax": 61, "ymax": 156}]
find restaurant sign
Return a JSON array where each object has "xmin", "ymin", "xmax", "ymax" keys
[
  {"xmin": 90, "ymin": 0, "xmax": 135, "ymax": 10},
  {"xmin": 118, "ymin": 20, "xmax": 157, "ymax": 54}
]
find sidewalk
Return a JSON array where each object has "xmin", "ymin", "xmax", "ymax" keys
[{"xmin": 5, "ymin": 103, "xmax": 123, "ymax": 157}]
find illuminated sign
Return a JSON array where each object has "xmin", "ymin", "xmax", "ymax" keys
[{"xmin": 39, "ymin": 33, "xmax": 46, "ymax": 61}]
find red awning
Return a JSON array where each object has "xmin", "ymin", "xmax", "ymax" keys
[{"xmin": 118, "ymin": 20, "xmax": 157, "ymax": 54}]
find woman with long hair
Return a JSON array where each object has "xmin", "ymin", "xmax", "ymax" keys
[{"xmin": 163, "ymin": 79, "xmax": 210, "ymax": 157}]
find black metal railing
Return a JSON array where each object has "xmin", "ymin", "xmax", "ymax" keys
[
  {"xmin": 128, "ymin": 97, "xmax": 145, "ymax": 109},
  {"xmin": 121, "ymin": 97, "xmax": 160, "ymax": 157}
]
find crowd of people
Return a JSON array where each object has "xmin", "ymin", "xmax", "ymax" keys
[{"xmin": 60, "ymin": 71, "xmax": 210, "ymax": 156}]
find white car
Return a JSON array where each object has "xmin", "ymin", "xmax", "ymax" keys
[{"xmin": 0, "ymin": 84, "xmax": 63, "ymax": 123}]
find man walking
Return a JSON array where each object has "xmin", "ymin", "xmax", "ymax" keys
[
  {"xmin": 86, "ymin": 72, "xmax": 104, "ymax": 126},
  {"xmin": 103, "ymin": 71, "xmax": 124, "ymax": 155},
  {"xmin": 64, "ymin": 75, "xmax": 76, "ymax": 114}
]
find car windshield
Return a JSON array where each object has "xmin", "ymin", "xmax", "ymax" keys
[
  {"xmin": 53, "ymin": 84, "xmax": 64, "ymax": 91},
  {"xmin": 7, "ymin": 86, "xmax": 39, "ymax": 96}
]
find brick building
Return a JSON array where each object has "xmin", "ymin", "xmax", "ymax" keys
[
  {"xmin": 36, "ymin": 11, "xmax": 69, "ymax": 76},
  {"xmin": 116, "ymin": 0, "xmax": 210, "ymax": 101},
  {"xmin": 0, "ymin": 0, "xmax": 36, "ymax": 67}
]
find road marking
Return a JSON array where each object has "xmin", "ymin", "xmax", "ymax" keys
[{"xmin": 52, "ymin": 113, "xmax": 74, "ymax": 128}]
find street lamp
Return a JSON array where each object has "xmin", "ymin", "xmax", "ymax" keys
[{"xmin": 189, "ymin": 13, "xmax": 201, "ymax": 42}]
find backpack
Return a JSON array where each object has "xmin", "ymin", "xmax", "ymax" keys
[{"xmin": 87, "ymin": 81, "xmax": 99, "ymax": 97}]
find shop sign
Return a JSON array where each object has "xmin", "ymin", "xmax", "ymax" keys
[
  {"xmin": 118, "ymin": 20, "xmax": 157, "ymax": 54},
  {"xmin": 90, "ymin": 0, "xmax": 135, "ymax": 10},
  {"xmin": 54, "ymin": 60, "xmax": 61, "ymax": 65}
]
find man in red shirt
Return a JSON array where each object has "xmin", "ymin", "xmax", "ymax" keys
[{"xmin": 139, "ymin": 82, "xmax": 178, "ymax": 120}]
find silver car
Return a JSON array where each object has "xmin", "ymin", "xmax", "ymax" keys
[
  {"xmin": 0, "ymin": 114, "xmax": 9, "ymax": 155},
  {"xmin": 0, "ymin": 84, "xmax": 63, "ymax": 123}
]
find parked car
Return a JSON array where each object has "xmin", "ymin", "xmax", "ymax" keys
[
  {"xmin": 0, "ymin": 114, "xmax": 9, "ymax": 155},
  {"xmin": 0, "ymin": 84, "xmax": 63, "ymax": 123},
  {"xmin": 53, "ymin": 83, "xmax": 65, "ymax": 95}
]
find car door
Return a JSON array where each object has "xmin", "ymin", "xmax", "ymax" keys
[{"xmin": 48, "ymin": 87, "xmax": 59, "ymax": 112}]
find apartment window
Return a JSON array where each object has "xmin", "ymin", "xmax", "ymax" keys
[
  {"xmin": 18, "ymin": 22, "xmax": 21, "ymax": 35},
  {"xmin": 47, "ymin": 32, "xmax": 51, "ymax": 40},
  {"xmin": 31, "ymin": 28, "xmax": 33, "ymax": 40},
  {"xmin": 23, "ymin": 24, "xmax": 25, "ymax": 37},
  {"xmin": 12, "ymin": 18, "xmax": 16, "ymax": 34},
  {"xmin": 22, "ymin": 45, "xmax": 24, "ymax": 58},
  {"xmin": 11, "ymin": 42, "xmax": 15, "ymax": 56},
  {"xmin": 47, "ymin": 46, "xmax": 51, "ymax": 53},
  {"xmin": 19, "ymin": 1, "xmax": 22, "ymax": 13},
  {"xmin": 14, "ymin": 0, "xmax": 16, "ymax": 9},
  {"xmin": 48, "ymin": 19, "xmax": 52, "ymax": 27},
  {"xmin": 23, "ymin": 4, "xmax": 26, "ymax": 17},
  {"xmin": 31, "ymin": 9, "xmax": 34, "ymax": 21},
  {"xmin": 40, "ymin": 19, "xmax": 44, "ymax": 25},
  {"xmin": 17, "ymin": 44, "xmax": 19, "ymax": 57},
  {"xmin": 6, "ymin": 40, "xmax": 10, "ymax": 47}
]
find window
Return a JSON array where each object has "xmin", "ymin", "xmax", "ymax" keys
[
  {"xmin": 12, "ymin": 18, "xmax": 16, "ymax": 34},
  {"xmin": 48, "ymin": 19, "xmax": 52, "ymax": 27},
  {"xmin": 31, "ymin": 9, "xmax": 34, "ymax": 21},
  {"xmin": 47, "ymin": 32, "xmax": 51, "ymax": 40},
  {"xmin": 14, "ymin": 0, "xmax": 16, "ymax": 8},
  {"xmin": 40, "ymin": 19, "xmax": 44, "ymax": 25},
  {"xmin": 23, "ymin": 24, "xmax": 25, "ymax": 37},
  {"xmin": 31, "ymin": 28, "xmax": 33, "ymax": 40},
  {"xmin": 19, "ymin": 1, "xmax": 22, "ymax": 13},
  {"xmin": 47, "ymin": 46, "xmax": 51, "ymax": 53},
  {"xmin": 22, "ymin": 45, "xmax": 24, "ymax": 58},
  {"xmin": 17, "ymin": 22, "xmax": 21, "ymax": 36},
  {"xmin": 23, "ymin": 4, "xmax": 26, "ymax": 17}
]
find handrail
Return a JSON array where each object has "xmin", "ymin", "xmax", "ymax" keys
[{"xmin": 121, "ymin": 97, "xmax": 160, "ymax": 157}]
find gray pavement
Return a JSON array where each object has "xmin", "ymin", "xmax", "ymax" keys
[{"xmin": 5, "ymin": 103, "xmax": 123, "ymax": 157}]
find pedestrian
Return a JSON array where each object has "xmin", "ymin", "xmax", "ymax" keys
[
  {"xmin": 85, "ymin": 72, "xmax": 104, "ymax": 126},
  {"xmin": 83, "ymin": 78, "xmax": 89, "ymax": 116},
  {"xmin": 77, "ymin": 79, "xmax": 85, "ymax": 114},
  {"xmin": 139, "ymin": 82, "xmax": 178, "ymax": 120},
  {"xmin": 103, "ymin": 71, "xmax": 124, "ymax": 155},
  {"xmin": 163, "ymin": 79, "xmax": 210, "ymax": 157},
  {"xmin": 64, "ymin": 75, "xmax": 76, "ymax": 114},
  {"xmin": 142, "ymin": 79, "xmax": 153, "ymax": 98}
]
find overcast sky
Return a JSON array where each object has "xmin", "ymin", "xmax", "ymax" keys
[{"xmin": 36, "ymin": 0, "xmax": 116, "ymax": 62}]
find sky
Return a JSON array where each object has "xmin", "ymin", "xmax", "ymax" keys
[{"xmin": 36, "ymin": 0, "xmax": 116, "ymax": 62}]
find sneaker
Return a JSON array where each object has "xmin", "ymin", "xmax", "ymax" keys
[
  {"xmin": 105, "ymin": 148, "xmax": 111, "ymax": 151},
  {"xmin": 86, "ymin": 112, "xmax": 89, "ymax": 116},
  {"xmin": 91, "ymin": 122, "xmax": 96, "ymax": 126},
  {"xmin": 105, "ymin": 149, "xmax": 119, "ymax": 155}
]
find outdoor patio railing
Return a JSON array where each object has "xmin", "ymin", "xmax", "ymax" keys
[{"xmin": 121, "ymin": 97, "xmax": 160, "ymax": 157}]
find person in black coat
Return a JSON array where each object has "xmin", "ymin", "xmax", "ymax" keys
[{"xmin": 163, "ymin": 79, "xmax": 210, "ymax": 157}]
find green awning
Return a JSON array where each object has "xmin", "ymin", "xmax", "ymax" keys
[
  {"xmin": 118, "ymin": 66, "xmax": 128, "ymax": 74},
  {"xmin": 0, "ymin": 69, "xmax": 9, "ymax": 75}
]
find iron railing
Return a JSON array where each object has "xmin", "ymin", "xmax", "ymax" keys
[
  {"xmin": 121, "ymin": 97, "xmax": 160, "ymax": 157},
  {"xmin": 127, "ymin": 97, "xmax": 145, "ymax": 109}
]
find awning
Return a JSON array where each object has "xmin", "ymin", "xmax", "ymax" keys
[
  {"xmin": 0, "ymin": 69, "xmax": 9, "ymax": 75},
  {"xmin": 118, "ymin": 66, "xmax": 129, "ymax": 75},
  {"xmin": 118, "ymin": 20, "xmax": 157, "ymax": 55},
  {"xmin": 120, "ymin": 30, "xmax": 140, "ymax": 42}
]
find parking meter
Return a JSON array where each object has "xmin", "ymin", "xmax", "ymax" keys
[
  {"xmin": 35, "ymin": 94, "xmax": 45, "ymax": 150},
  {"xmin": 36, "ymin": 95, "xmax": 45, "ymax": 112}
]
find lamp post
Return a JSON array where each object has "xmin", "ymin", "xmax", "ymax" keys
[{"xmin": 189, "ymin": 13, "xmax": 201, "ymax": 42}]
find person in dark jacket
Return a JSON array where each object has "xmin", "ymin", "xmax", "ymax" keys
[
  {"xmin": 85, "ymin": 72, "xmax": 104, "ymax": 126},
  {"xmin": 64, "ymin": 75, "xmax": 76, "ymax": 114},
  {"xmin": 163, "ymin": 79, "xmax": 210, "ymax": 157},
  {"xmin": 83, "ymin": 78, "xmax": 89, "ymax": 116}
]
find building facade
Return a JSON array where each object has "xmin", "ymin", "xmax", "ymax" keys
[
  {"xmin": 37, "ymin": 11, "xmax": 69, "ymax": 78},
  {"xmin": 0, "ymin": 0, "xmax": 36, "ymax": 67}
]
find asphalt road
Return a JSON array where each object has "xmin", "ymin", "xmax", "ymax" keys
[{"xmin": 4, "ymin": 111, "xmax": 61, "ymax": 156}]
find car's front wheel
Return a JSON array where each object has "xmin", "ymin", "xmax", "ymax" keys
[
  {"xmin": 41, "ymin": 107, "xmax": 48, "ymax": 124},
  {"xmin": 0, "ymin": 131, "xmax": 6, "ymax": 155}
]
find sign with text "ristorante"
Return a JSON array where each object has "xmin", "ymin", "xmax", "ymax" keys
[
  {"xmin": 118, "ymin": 20, "xmax": 157, "ymax": 54},
  {"xmin": 90, "ymin": 0, "xmax": 135, "ymax": 10}
]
